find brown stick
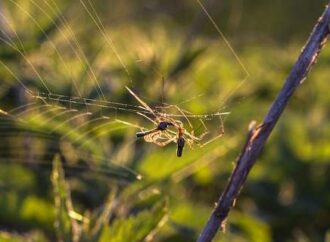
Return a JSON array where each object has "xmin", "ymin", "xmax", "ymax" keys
[{"xmin": 197, "ymin": 2, "xmax": 330, "ymax": 242}]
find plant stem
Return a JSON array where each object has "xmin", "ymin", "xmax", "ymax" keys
[{"xmin": 197, "ymin": 2, "xmax": 330, "ymax": 242}]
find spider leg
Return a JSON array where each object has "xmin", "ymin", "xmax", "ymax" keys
[
  {"xmin": 115, "ymin": 119, "xmax": 146, "ymax": 130},
  {"xmin": 137, "ymin": 112, "xmax": 159, "ymax": 126},
  {"xmin": 153, "ymin": 136, "xmax": 177, "ymax": 147},
  {"xmin": 183, "ymin": 129, "xmax": 202, "ymax": 142},
  {"xmin": 196, "ymin": 118, "xmax": 210, "ymax": 140},
  {"xmin": 142, "ymin": 129, "xmax": 177, "ymax": 147},
  {"xmin": 161, "ymin": 104, "xmax": 194, "ymax": 132},
  {"xmin": 198, "ymin": 131, "xmax": 224, "ymax": 147},
  {"xmin": 126, "ymin": 86, "xmax": 157, "ymax": 119},
  {"xmin": 198, "ymin": 115, "xmax": 225, "ymax": 147},
  {"xmin": 160, "ymin": 105, "xmax": 210, "ymax": 146},
  {"xmin": 144, "ymin": 130, "xmax": 161, "ymax": 143}
]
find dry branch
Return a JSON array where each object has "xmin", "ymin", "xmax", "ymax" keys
[{"xmin": 197, "ymin": 2, "xmax": 330, "ymax": 242}]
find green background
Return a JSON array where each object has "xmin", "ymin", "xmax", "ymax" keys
[{"xmin": 0, "ymin": 0, "xmax": 329, "ymax": 241}]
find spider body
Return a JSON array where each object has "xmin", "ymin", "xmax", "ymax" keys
[
  {"xmin": 157, "ymin": 121, "xmax": 173, "ymax": 130},
  {"xmin": 176, "ymin": 127, "xmax": 185, "ymax": 157},
  {"xmin": 136, "ymin": 121, "xmax": 173, "ymax": 138},
  {"xmin": 137, "ymin": 119, "xmax": 186, "ymax": 157}
]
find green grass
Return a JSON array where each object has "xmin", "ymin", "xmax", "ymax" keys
[{"xmin": 0, "ymin": 1, "xmax": 330, "ymax": 241}]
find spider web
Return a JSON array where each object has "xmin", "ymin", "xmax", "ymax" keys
[{"xmin": 0, "ymin": 0, "xmax": 249, "ymax": 179}]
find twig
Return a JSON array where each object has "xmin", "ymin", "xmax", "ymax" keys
[{"xmin": 197, "ymin": 2, "xmax": 330, "ymax": 242}]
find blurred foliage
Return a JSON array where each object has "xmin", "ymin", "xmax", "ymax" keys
[{"xmin": 0, "ymin": 0, "xmax": 330, "ymax": 242}]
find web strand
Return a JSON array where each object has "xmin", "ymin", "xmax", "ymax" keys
[
  {"xmin": 196, "ymin": 0, "xmax": 250, "ymax": 78},
  {"xmin": 79, "ymin": 0, "xmax": 132, "ymax": 83},
  {"xmin": 0, "ymin": 1, "xmax": 249, "ymax": 154}
]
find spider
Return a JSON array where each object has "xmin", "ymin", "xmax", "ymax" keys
[
  {"xmin": 136, "ymin": 120, "xmax": 185, "ymax": 157},
  {"xmin": 125, "ymin": 86, "xmax": 225, "ymax": 157}
]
